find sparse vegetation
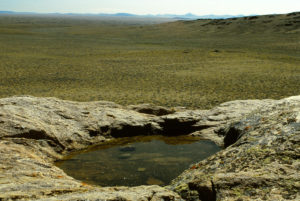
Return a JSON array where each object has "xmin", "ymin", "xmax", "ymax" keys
[{"xmin": 0, "ymin": 13, "xmax": 299, "ymax": 108}]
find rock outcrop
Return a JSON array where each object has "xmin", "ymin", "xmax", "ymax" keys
[
  {"xmin": 0, "ymin": 95, "xmax": 299, "ymax": 200},
  {"xmin": 169, "ymin": 96, "xmax": 300, "ymax": 201}
]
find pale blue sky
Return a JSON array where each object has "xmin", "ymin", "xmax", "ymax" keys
[{"xmin": 0, "ymin": 0, "xmax": 299, "ymax": 15}]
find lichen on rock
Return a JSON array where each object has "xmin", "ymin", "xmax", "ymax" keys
[
  {"xmin": 0, "ymin": 95, "xmax": 299, "ymax": 200},
  {"xmin": 169, "ymin": 96, "xmax": 300, "ymax": 201}
]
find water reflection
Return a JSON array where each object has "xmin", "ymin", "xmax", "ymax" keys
[{"xmin": 56, "ymin": 135, "xmax": 220, "ymax": 187}]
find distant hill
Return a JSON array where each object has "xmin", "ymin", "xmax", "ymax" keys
[
  {"xmin": 155, "ymin": 13, "xmax": 244, "ymax": 19},
  {"xmin": 0, "ymin": 11, "xmax": 15, "ymax": 14},
  {"xmin": 196, "ymin": 14, "xmax": 245, "ymax": 19},
  {"xmin": 163, "ymin": 11, "xmax": 300, "ymax": 34},
  {"xmin": 0, "ymin": 11, "xmax": 36, "ymax": 14},
  {"xmin": 0, "ymin": 10, "xmax": 243, "ymax": 19}
]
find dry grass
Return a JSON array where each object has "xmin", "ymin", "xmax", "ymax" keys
[{"xmin": 0, "ymin": 14, "xmax": 299, "ymax": 108}]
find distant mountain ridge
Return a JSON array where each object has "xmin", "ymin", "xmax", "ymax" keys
[{"xmin": 0, "ymin": 10, "xmax": 244, "ymax": 19}]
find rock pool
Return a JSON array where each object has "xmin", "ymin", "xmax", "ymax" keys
[{"xmin": 56, "ymin": 135, "xmax": 221, "ymax": 187}]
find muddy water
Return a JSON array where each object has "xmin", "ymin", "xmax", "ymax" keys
[{"xmin": 56, "ymin": 135, "xmax": 220, "ymax": 187}]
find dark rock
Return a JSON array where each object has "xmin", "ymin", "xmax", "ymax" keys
[{"xmin": 127, "ymin": 103, "xmax": 175, "ymax": 116}]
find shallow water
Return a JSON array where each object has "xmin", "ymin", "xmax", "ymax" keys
[{"xmin": 56, "ymin": 135, "xmax": 221, "ymax": 187}]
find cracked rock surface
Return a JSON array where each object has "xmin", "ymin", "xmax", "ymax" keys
[
  {"xmin": 169, "ymin": 96, "xmax": 300, "ymax": 201},
  {"xmin": 0, "ymin": 95, "xmax": 299, "ymax": 200}
]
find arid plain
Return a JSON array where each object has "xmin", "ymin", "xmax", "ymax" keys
[{"xmin": 0, "ymin": 13, "xmax": 299, "ymax": 108}]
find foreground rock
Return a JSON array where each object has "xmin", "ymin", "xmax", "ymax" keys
[
  {"xmin": 169, "ymin": 96, "xmax": 300, "ymax": 201},
  {"xmin": 0, "ymin": 95, "xmax": 299, "ymax": 200}
]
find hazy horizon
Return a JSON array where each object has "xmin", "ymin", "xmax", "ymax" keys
[{"xmin": 0, "ymin": 0, "xmax": 299, "ymax": 16}]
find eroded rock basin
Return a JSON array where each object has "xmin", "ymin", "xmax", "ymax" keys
[
  {"xmin": 56, "ymin": 136, "xmax": 221, "ymax": 187},
  {"xmin": 0, "ymin": 95, "xmax": 299, "ymax": 200}
]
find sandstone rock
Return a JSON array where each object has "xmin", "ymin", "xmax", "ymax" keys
[
  {"xmin": 169, "ymin": 96, "xmax": 300, "ymax": 201},
  {"xmin": 35, "ymin": 186, "xmax": 182, "ymax": 201},
  {"xmin": 0, "ymin": 95, "xmax": 299, "ymax": 200},
  {"xmin": 0, "ymin": 96, "xmax": 183, "ymax": 200}
]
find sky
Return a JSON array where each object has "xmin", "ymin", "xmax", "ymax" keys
[{"xmin": 0, "ymin": 0, "xmax": 299, "ymax": 15}]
